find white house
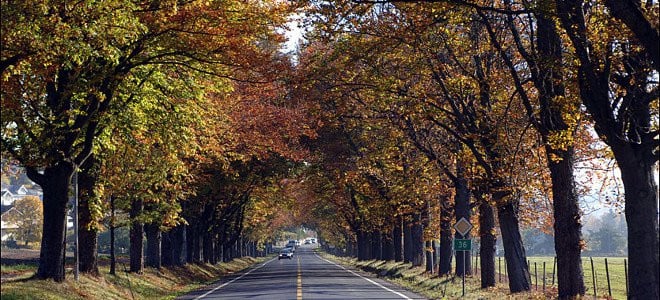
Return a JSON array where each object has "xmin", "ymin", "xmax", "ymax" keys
[
  {"xmin": 0, "ymin": 184, "xmax": 43, "ymax": 206},
  {"xmin": 1, "ymin": 206, "xmax": 19, "ymax": 241},
  {"xmin": 1, "ymin": 189, "xmax": 13, "ymax": 206}
]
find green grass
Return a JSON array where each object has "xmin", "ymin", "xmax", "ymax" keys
[
  {"xmin": 1, "ymin": 256, "xmax": 272, "ymax": 300},
  {"xmin": 523, "ymin": 256, "xmax": 627, "ymax": 300},
  {"xmin": 1, "ymin": 263, "xmax": 38, "ymax": 273}
]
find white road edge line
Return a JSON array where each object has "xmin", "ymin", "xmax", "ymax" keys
[
  {"xmin": 194, "ymin": 257, "xmax": 276, "ymax": 300},
  {"xmin": 315, "ymin": 253, "xmax": 412, "ymax": 300}
]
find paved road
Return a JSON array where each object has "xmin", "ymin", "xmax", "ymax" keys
[{"xmin": 178, "ymin": 245, "xmax": 426, "ymax": 300}]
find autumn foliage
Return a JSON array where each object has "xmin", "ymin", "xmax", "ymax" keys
[{"xmin": 1, "ymin": 0, "xmax": 657, "ymax": 298}]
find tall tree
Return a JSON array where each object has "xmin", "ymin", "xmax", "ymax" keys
[{"xmin": 554, "ymin": 1, "xmax": 659, "ymax": 298}]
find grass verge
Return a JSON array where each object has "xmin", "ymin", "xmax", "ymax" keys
[
  {"xmin": 319, "ymin": 251, "xmax": 559, "ymax": 300},
  {"xmin": 0, "ymin": 256, "xmax": 271, "ymax": 300}
]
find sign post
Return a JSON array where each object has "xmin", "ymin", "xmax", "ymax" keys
[{"xmin": 453, "ymin": 217, "xmax": 473, "ymax": 296}]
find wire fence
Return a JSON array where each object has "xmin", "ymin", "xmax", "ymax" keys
[{"xmin": 473, "ymin": 254, "xmax": 628, "ymax": 299}]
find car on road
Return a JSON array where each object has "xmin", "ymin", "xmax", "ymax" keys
[
  {"xmin": 278, "ymin": 249, "xmax": 293, "ymax": 260},
  {"xmin": 286, "ymin": 240, "xmax": 297, "ymax": 249}
]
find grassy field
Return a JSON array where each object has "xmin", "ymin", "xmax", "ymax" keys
[
  {"xmin": 322, "ymin": 251, "xmax": 627, "ymax": 299},
  {"xmin": 0, "ymin": 256, "xmax": 270, "ymax": 300},
  {"xmin": 523, "ymin": 256, "xmax": 627, "ymax": 300}
]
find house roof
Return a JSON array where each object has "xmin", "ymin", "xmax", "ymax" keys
[
  {"xmin": 4, "ymin": 185, "xmax": 42, "ymax": 196},
  {"xmin": 0, "ymin": 204, "xmax": 11, "ymax": 214},
  {"xmin": 1, "ymin": 207, "xmax": 19, "ymax": 229},
  {"xmin": 1, "ymin": 206, "xmax": 17, "ymax": 219}
]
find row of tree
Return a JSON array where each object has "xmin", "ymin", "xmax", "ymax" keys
[
  {"xmin": 1, "ymin": 0, "xmax": 314, "ymax": 281},
  {"xmin": 1, "ymin": 1, "xmax": 657, "ymax": 299},
  {"xmin": 287, "ymin": 0, "xmax": 658, "ymax": 299}
]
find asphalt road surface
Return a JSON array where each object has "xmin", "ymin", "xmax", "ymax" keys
[{"xmin": 177, "ymin": 245, "xmax": 426, "ymax": 300}]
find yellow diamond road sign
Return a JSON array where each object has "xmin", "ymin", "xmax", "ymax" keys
[{"xmin": 454, "ymin": 217, "xmax": 473, "ymax": 236}]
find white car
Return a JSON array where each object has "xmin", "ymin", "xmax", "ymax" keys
[{"xmin": 278, "ymin": 249, "xmax": 293, "ymax": 260}]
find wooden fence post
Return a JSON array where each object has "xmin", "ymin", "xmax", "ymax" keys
[
  {"xmin": 534, "ymin": 262, "xmax": 538, "ymax": 290},
  {"xmin": 551, "ymin": 256, "xmax": 556, "ymax": 285},
  {"xmin": 498, "ymin": 256, "xmax": 501, "ymax": 283},
  {"xmin": 543, "ymin": 262, "xmax": 546, "ymax": 292},
  {"xmin": 605, "ymin": 258, "xmax": 612, "ymax": 298},
  {"xmin": 590, "ymin": 257, "xmax": 597, "ymax": 297},
  {"xmin": 624, "ymin": 259, "xmax": 628, "ymax": 297}
]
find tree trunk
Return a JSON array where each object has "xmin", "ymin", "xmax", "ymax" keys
[
  {"xmin": 403, "ymin": 216, "xmax": 413, "ymax": 263},
  {"xmin": 145, "ymin": 222, "xmax": 161, "ymax": 269},
  {"xmin": 424, "ymin": 201, "xmax": 434, "ymax": 273},
  {"xmin": 345, "ymin": 236, "xmax": 354, "ymax": 258},
  {"xmin": 617, "ymin": 150, "xmax": 659, "ymax": 300},
  {"xmin": 547, "ymin": 145, "xmax": 585, "ymax": 298},
  {"xmin": 28, "ymin": 163, "xmax": 74, "ymax": 282},
  {"xmin": 432, "ymin": 240, "xmax": 439, "ymax": 274},
  {"xmin": 203, "ymin": 231, "xmax": 213, "ymax": 263},
  {"xmin": 372, "ymin": 231, "xmax": 382, "ymax": 260},
  {"xmin": 187, "ymin": 222, "xmax": 201, "ymax": 263},
  {"xmin": 393, "ymin": 216, "xmax": 404, "ymax": 262},
  {"xmin": 109, "ymin": 196, "xmax": 116, "ymax": 275},
  {"xmin": 77, "ymin": 162, "xmax": 99, "ymax": 275},
  {"xmin": 479, "ymin": 202, "xmax": 496, "ymax": 288},
  {"xmin": 411, "ymin": 213, "xmax": 424, "ymax": 267},
  {"xmin": 216, "ymin": 240, "xmax": 223, "ymax": 262},
  {"xmin": 455, "ymin": 164, "xmax": 471, "ymax": 276},
  {"xmin": 171, "ymin": 225, "xmax": 186, "ymax": 265},
  {"xmin": 498, "ymin": 201, "xmax": 530, "ymax": 292},
  {"xmin": 357, "ymin": 229, "xmax": 368, "ymax": 261},
  {"xmin": 223, "ymin": 243, "xmax": 231, "ymax": 262},
  {"xmin": 382, "ymin": 230, "xmax": 394, "ymax": 261},
  {"xmin": 129, "ymin": 198, "xmax": 144, "ymax": 273},
  {"xmin": 553, "ymin": 1, "xmax": 659, "ymax": 297},
  {"xmin": 186, "ymin": 223, "xmax": 195, "ymax": 263},
  {"xmin": 439, "ymin": 202, "xmax": 453, "ymax": 276},
  {"xmin": 78, "ymin": 207, "xmax": 99, "ymax": 275},
  {"xmin": 211, "ymin": 234, "xmax": 218, "ymax": 263},
  {"xmin": 530, "ymin": 12, "xmax": 586, "ymax": 298},
  {"xmin": 212, "ymin": 235, "xmax": 220, "ymax": 264},
  {"xmin": 161, "ymin": 230, "xmax": 173, "ymax": 267}
]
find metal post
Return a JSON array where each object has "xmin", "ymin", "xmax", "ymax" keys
[
  {"xmin": 462, "ymin": 234, "xmax": 466, "ymax": 297},
  {"xmin": 462, "ymin": 249, "xmax": 466, "ymax": 296},
  {"xmin": 73, "ymin": 170, "xmax": 79, "ymax": 281}
]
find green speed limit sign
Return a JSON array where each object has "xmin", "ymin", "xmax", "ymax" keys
[{"xmin": 454, "ymin": 239, "xmax": 472, "ymax": 251}]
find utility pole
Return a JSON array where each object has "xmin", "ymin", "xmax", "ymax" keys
[{"xmin": 73, "ymin": 170, "xmax": 79, "ymax": 281}]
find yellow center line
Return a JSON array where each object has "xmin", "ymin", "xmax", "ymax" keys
[{"xmin": 297, "ymin": 256, "xmax": 303, "ymax": 300}]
